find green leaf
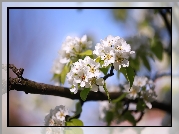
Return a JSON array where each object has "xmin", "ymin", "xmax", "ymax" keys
[
  {"xmin": 95, "ymin": 56, "xmax": 101, "ymax": 63},
  {"xmin": 126, "ymin": 66, "xmax": 135, "ymax": 88},
  {"xmin": 66, "ymin": 119, "xmax": 84, "ymax": 126},
  {"xmin": 151, "ymin": 39, "xmax": 163, "ymax": 61},
  {"xmin": 100, "ymin": 60, "xmax": 104, "ymax": 66},
  {"xmin": 141, "ymin": 56, "xmax": 151, "ymax": 71},
  {"xmin": 103, "ymin": 82, "xmax": 111, "ymax": 103},
  {"xmin": 123, "ymin": 111, "xmax": 136, "ymax": 126},
  {"xmin": 64, "ymin": 127, "xmax": 84, "ymax": 134},
  {"xmin": 112, "ymin": 93, "xmax": 127, "ymax": 103},
  {"xmin": 99, "ymin": 65, "xmax": 111, "ymax": 75},
  {"xmin": 51, "ymin": 73, "xmax": 59, "ymax": 81},
  {"xmin": 137, "ymin": 100, "xmax": 146, "ymax": 111},
  {"xmin": 75, "ymin": 101, "xmax": 82, "ymax": 115},
  {"xmin": 130, "ymin": 57, "xmax": 140, "ymax": 70},
  {"xmin": 105, "ymin": 111, "xmax": 114, "ymax": 126},
  {"xmin": 68, "ymin": 101, "xmax": 82, "ymax": 121},
  {"xmin": 60, "ymin": 65, "xmax": 69, "ymax": 84},
  {"xmin": 79, "ymin": 50, "xmax": 92, "ymax": 56},
  {"xmin": 120, "ymin": 66, "xmax": 135, "ymax": 88},
  {"xmin": 80, "ymin": 88, "xmax": 90, "ymax": 101}
]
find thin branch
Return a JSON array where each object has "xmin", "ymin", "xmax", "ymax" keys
[
  {"xmin": 152, "ymin": 72, "xmax": 171, "ymax": 81},
  {"xmin": 103, "ymin": 65, "xmax": 114, "ymax": 80},
  {"xmin": 9, "ymin": 64, "xmax": 24, "ymax": 78},
  {"xmin": 136, "ymin": 112, "xmax": 144, "ymax": 123},
  {"xmin": 159, "ymin": 9, "xmax": 171, "ymax": 36}
]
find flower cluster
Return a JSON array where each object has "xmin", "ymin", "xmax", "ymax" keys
[
  {"xmin": 44, "ymin": 105, "xmax": 69, "ymax": 126},
  {"xmin": 93, "ymin": 35, "xmax": 135, "ymax": 70},
  {"xmin": 60, "ymin": 35, "xmax": 92, "ymax": 64},
  {"xmin": 124, "ymin": 76, "xmax": 157, "ymax": 109},
  {"xmin": 67, "ymin": 56, "xmax": 104, "ymax": 94},
  {"xmin": 51, "ymin": 35, "xmax": 92, "ymax": 75}
]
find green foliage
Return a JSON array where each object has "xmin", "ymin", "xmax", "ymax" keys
[
  {"xmin": 99, "ymin": 64, "xmax": 111, "ymax": 75},
  {"xmin": 78, "ymin": 49, "xmax": 93, "ymax": 56},
  {"xmin": 100, "ymin": 60, "xmax": 104, "ymax": 66},
  {"xmin": 123, "ymin": 111, "xmax": 136, "ymax": 126},
  {"xmin": 103, "ymin": 82, "xmax": 111, "ymax": 103},
  {"xmin": 151, "ymin": 38, "xmax": 163, "ymax": 61},
  {"xmin": 112, "ymin": 93, "xmax": 127, "ymax": 103},
  {"xmin": 129, "ymin": 57, "xmax": 140, "ymax": 70},
  {"xmin": 113, "ymin": 9, "xmax": 127, "ymax": 21},
  {"xmin": 120, "ymin": 66, "xmax": 135, "ymax": 88},
  {"xmin": 60, "ymin": 65, "xmax": 69, "ymax": 84},
  {"xmin": 66, "ymin": 119, "xmax": 84, "ymax": 126},
  {"xmin": 75, "ymin": 101, "xmax": 82, "ymax": 115},
  {"xmin": 80, "ymin": 88, "xmax": 90, "ymax": 101},
  {"xmin": 105, "ymin": 111, "xmax": 114, "ymax": 126},
  {"xmin": 51, "ymin": 64, "xmax": 70, "ymax": 85},
  {"xmin": 137, "ymin": 100, "xmax": 146, "ymax": 111},
  {"xmin": 95, "ymin": 56, "xmax": 101, "ymax": 63},
  {"xmin": 67, "ymin": 101, "xmax": 82, "ymax": 121},
  {"xmin": 141, "ymin": 55, "xmax": 151, "ymax": 71}
]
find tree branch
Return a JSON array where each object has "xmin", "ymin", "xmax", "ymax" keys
[
  {"xmin": 9, "ymin": 77, "xmax": 171, "ymax": 114},
  {"xmin": 159, "ymin": 9, "xmax": 171, "ymax": 36},
  {"xmin": 9, "ymin": 64, "xmax": 171, "ymax": 114}
]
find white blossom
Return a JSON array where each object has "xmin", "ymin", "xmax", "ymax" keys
[
  {"xmin": 141, "ymin": 89, "xmax": 157, "ymax": 109},
  {"xmin": 124, "ymin": 84, "xmax": 140, "ymax": 99},
  {"xmin": 93, "ymin": 35, "xmax": 135, "ymax": 70},
  {"xmin": 67, "ymin": 56, "xmax": 103, "ymax": 93},
  {"xmin": 124, "ymin": 76, "xmax": 157, "ymax": 109},
  {"xmin": 51, "ymin": 58, "xmax": 65, "ymax": 74},
  {"xmin": 133, "ymin": 76, "xmax": 148, "ymax": 87},
  {"xmin": 60, "ymin": 35, "xmax": 92, "ymax": 64},
  {"xmin": 56, "ymin": 106, "xmax": 69, "ymax": 121},
  {"xmin": 44, "ymin": 105, "xmax": 69, "ymax": 126},
  {"xmin": 113, "ymin": 52, "xmax": 129, "ymax": 70}
]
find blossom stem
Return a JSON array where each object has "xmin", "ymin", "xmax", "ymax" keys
[{"xmin": 103, "ymin": 65, "xmax": 114, "ymax": 80}]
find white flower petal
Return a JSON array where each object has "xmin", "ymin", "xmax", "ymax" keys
[
  {"xmin": 96, "ymin": 78, "xmax": 104, "ymax": 86},
  {"xmin": 145, "ymin": 101, "xmax": 152, "ymax": 109},
  {"xmin": 91, "ymin": 84, "xmax": 98, "ymax": 92}
]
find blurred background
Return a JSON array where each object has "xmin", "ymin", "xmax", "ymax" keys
[{"xmin": 2, "ymin": 1, "xmax": 178, "ymax": 134}]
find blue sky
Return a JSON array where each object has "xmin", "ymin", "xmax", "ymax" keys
[
  {"xmin": 9, "ymin": 9, "xmax": 130, "ymax": 85},
  {"xmin": 9, "ymin": 8, "xmax": 135, "ymax": 125}
]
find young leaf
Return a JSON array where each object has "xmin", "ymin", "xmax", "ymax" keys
[
  {"xmin": 95, "ymin": 56, "xmax": 101, "ymax": 63},
  {"xmin": 99, "ymin": 65, "xmax": 111, "ymax": 75},
  {"xmin": 151, "ymin": 39, "xmax": 163, "ymax": 61},
  {"xmin": 100, "ymin": 60, "xmax": 104, "ymax": 66},
  {"xmin": 103, "ymin": 82, "xmax": 111, "ymax": 103},
  {"xmin": 112, "ymin": 93, "xmax": 127, "ymax": 103},
  {"xmin": 79, "ymin": 50, "xmax": 92, "ymax": 56},
  {"xmin": 75, "ymin": 101, "xmax": 82, "ymax": 115},
  {"xmin": 130, "ymin": 57, "xmax": 140, "ymax": 70},
  {"xmin": 120, "ymin": 66, "xmax": 135, "ymax": 88},
  {"xmin": 123, "ymin": 111, "xmax": 136, "ymax": 126},
  {"xmin": 105, "ymin": 111, "xmax": 114, "ymax": 126},
  {"xmin": 137, "ymin": 100, "xmax": 146, "ymax": 111},
  {"xmin": 126, "ymin": 66, "xmax": 135, "ymax": 88},
  {"xmin": 80, "ymin": 88, "xmax": 90, "ymax": 101},
  {"xmin": 141, "ymin": 56, "xmax": 151, "ymax": 71},
  {"xmin": 60, "ymin": 65, "xmax": 69, "ymax": 84},
  {"xmin": 67, "ymin": 101, "xmax": 82, "ymax": 121},
  {"xmin": 66, "ymin": 119, "xmax": 84, "ymax": 126}
]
